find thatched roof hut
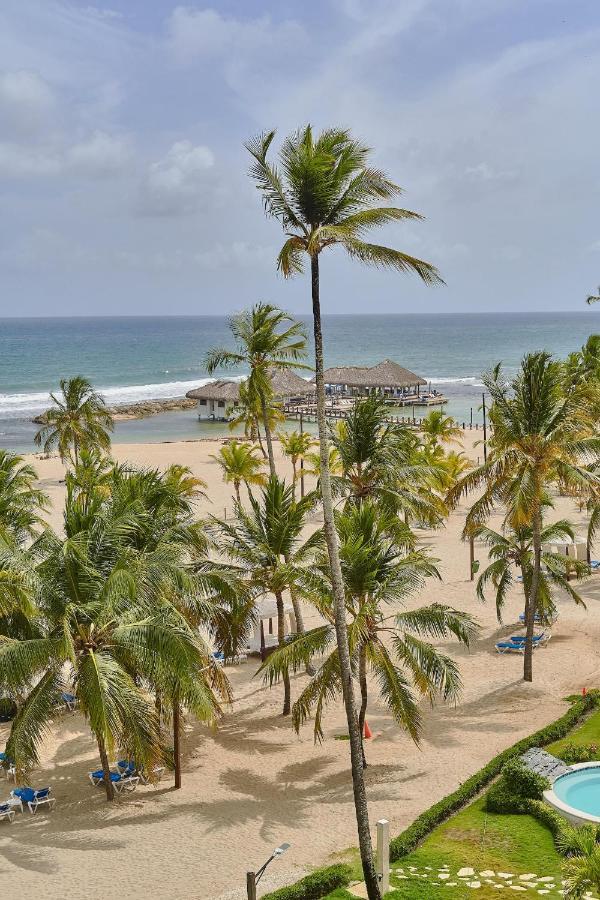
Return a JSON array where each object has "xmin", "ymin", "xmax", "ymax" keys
[
  {"xmin": 185, "ymin": 370, "xmax": 313, "ymax": 403},
  {"xmin": 319, "ymin": 359, "xmax": 426, "ymax": 390}
]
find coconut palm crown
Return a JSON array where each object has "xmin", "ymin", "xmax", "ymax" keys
[{"xmin": 34, "ymin": 376, "xmax": 113, "ymax": 466}]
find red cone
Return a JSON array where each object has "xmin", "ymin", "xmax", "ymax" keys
[{"xmin": 364, "ymin": 721, "xmax": 372, "ymax": 739}]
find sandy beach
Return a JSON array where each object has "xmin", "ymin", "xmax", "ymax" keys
[{"xmin": 2, "ymin": 432, "xmax": 600, "ymax": 900}]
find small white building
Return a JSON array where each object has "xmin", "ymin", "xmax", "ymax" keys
[{"xmin": 186, "ymin": 370, "xmax": 315, "ymax": 422}]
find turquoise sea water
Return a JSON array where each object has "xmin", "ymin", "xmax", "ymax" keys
[{"xmin": 0, "ymin": 313, "xmax": 597, "ymax": 452}]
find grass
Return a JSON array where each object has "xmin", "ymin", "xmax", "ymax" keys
[{"xmin": 322, "ymin": 707, "xmax": 600, "ymax": 899}]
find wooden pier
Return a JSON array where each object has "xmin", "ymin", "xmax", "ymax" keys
[{"xmin": 283, "ymin": 403, "xmax": 481, "ymax": 431}]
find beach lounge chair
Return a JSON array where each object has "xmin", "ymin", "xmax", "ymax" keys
[
  {"xmin": 0, "ymin": 752, "xmax": 16, "ymax": 781},
  {"xmin": 495, "ymin": 640, "xmax": 525, "ymax": 654},
  {"xmin": 61, "ymin": 692, "xmax": 77, "ymax": 712},
  {"xmin": 114, "ymin": 760, "xmax": 165, "ymax": 785},
  {"xmin": 11, "ymin": 787, "xmax": 55, "ymax": 814},
  {"xmin": 590, "ymin": 560, "xmax": 600, "ymax": 571},
  {"xmin": 508, "ymin": 633, "xmax": 550, "ymax": 646},
  {"xmin": 518, "ymin": 612, "xmax": 557, "ymax": 626},
  {"xmin": 0, "ymin": 802, "xmax": 15, "ymax": 823}
]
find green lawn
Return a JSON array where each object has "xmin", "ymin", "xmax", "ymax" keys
[{"xmin": 322, "ymin": 707, "xmax": 600, "ymax": 899}]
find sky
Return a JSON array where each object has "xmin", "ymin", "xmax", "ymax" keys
[{"xmin": 0, "ymin": 0, "xmax": 599, "ymax": 316}]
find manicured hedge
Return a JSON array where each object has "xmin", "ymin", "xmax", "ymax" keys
[
  {"xmin": 260, "ymin": 863, "xmax": 352, "ymax": 900},
  {"xmin": 389, "ymin": 691, "xmax": 599, "ymax": 861}
]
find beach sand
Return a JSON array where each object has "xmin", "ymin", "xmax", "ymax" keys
[{"xmin": 2, "ymin": 433, "xmax": 600, "ymax": 899}]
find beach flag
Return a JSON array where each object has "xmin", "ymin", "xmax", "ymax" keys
[{"xmin": 364, "ymin": 721, "xmax": 372, "ymax": 739}]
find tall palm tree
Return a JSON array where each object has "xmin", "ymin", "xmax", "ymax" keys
[
  {"xmin": 474, "ymin": 518, "xmax": 588, "ymax": 622},
  {"xmin": 228, "ymin": 378, "xmax": 284, "ymax": 457},
  {"xmin": 447, "ymin": 352, "xmax": 600, "ymax": 681},
  {"xmin": 34, "ymin": 376, "xmax": 113, "ymax": 466},
  {"xmin": 421, "ymin": 410, "xmax": 463, "ymax": 447},
  {"xmin": 278, "ymin": 429, "xmax": 315, "ymax": 497},
  {"xmin": 210, "ymin": 476, "xmax": 322, "ymax": 715},
  {"xmin": 261, "ymin": 502, "xmax": 477, "ymax": 765},
  {"xmin": 205, "ymin": 303, "xmax": 309, "ymax": 478},
  {"xmin": 211, "ymin": 440, "xmax": 266, "ymax": 505},
  {"xmin": 0, "ymin": 481, "xmax": 227, "ymax": 800},
  {"xmin": 247, "ymin": 125, "xmax": 442, "ymax": 900},
  {"xmin": 0, "ymin": 450, "xmax": 47, "ymax": 543}
]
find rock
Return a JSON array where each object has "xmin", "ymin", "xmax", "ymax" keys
[
  {"xmin": 467, "ymin": 881, "xmax": 481, "ymax": 888},
  {"xmin": 445, "ymin": 883, "xmax": 458, "ymax": 887},
  {"xmin": 509, "ymin": 888, "xmax": 526, "ymax": 893},
  {"xmin": 538, "ymin": 877, "xmax": 554, "ymax": 883},
  {"xmin": 458, "ymin": 868, "xmax": 475, "ymax": 877},
  {"xmin": 438, "ymin": 874, "xmax": 450, "ymax": 880},
  {"xmin": 498, "ymin": 873, "xmax": 514, "ymax": 879},
  {"xmin": 480, "ymin": 870, "xmax": 496, "ymax": 877},
  {"xmin": 519, "ymin": 874, "xmax": 538, "ymax": 881}
]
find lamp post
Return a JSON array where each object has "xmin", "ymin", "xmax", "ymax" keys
[{"xmin": 247, "ymin": 843, "xmax": 291, "ymax": 899}]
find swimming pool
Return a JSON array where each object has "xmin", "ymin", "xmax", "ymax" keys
[{"xmin": 544, "ymin": 763, "xmax": 600, "ymax": 824}]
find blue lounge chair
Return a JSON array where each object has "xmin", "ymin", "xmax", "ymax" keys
[
  {"xmin": 0, "ymin": 802, "xmax": 15, "ymax": 823},
  {"xmin": 11, "ymin": 787, "xmax": 55, "ymax": 814},
  {"xmin": 509, "ymin": 633, "xmax": 549, "ymax": 646},
  {"xmin": 495, "ymin": 640, "xmax": 525, "ymax": 654},
  {"xmin": 590, "ymin": 560, "xmax": 600, "ymax": 571},
  {"xmin": 0, "ymin": 751, "xmax": 16, "ymax": 781},
  {"xmin": 61, "ymin": 692, "xmax": 77, "ymax": 711},
  {"xmin": 518, "ymin": 612, "xmax": 557, "ymax": 626}
]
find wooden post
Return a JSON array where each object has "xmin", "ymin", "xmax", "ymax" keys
[
  {"xmin": 470, "ymin": 407, "xmax": 473, "ymax": 429},
  {"xmin": 482, "ymin": 393, "xmax": 488, "ymax": 463},
  {"xmin": 299, "ymin": 412, "xmax": 305, "ymax": 499},
  {"xmin": 469, "ymin": 534, "xmax": 475, "ymax": 581},
  {"xmin": 376, "ymin": 819, "xmax": 390, "ymax": 894},
  {"xmin": 246, "ymin": 872, "xmax": 257, "ymax": 900}
]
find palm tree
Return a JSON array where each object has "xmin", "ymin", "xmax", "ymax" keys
[
  {"xmin": 0, "ymin": 479, "xmax": 227, "ymax": 800},
  {"xmin": 586, "ymin": 285, "xmax": 600, "ymax": 305},
  {"xmin": 559, "ymin": 824, "xmax": 600, "ymax": 898},
  {"xmin": 210, "ymin": 476, "xmax": 322, "ymax": 715},
  {"xmin": 247, "ymin": 125, "xmax": 442, "ymax": 900},
  {"xmin": 34, "ymin": 376, "xmax": 113, "ymax": 466},
  {"xmin": 261, "ymin": 502, "xmax": 477, "ymax": 765},
  {"xmin": 474, "ymin": 518, "xmax": 588, "ymax": 622},
  {"xmin": 0, "ymin": 450, "xmax": 47, "ymax": 543},
  {"xmin": 421, "ymin": 410, "xmax": 463, "ymax": 447},
  {"xmin": 228, "ymin": 378, "xmax": 284, "ymax": 457},
  {"xmin": 330, "ymin": 396, "xmax": 445, "ymax": 526},
  {"xmin": 447, "ymin": 352, "xmax": 600, "ymax": 681},
  {"xmin": 211, "ymin": 440, "xmax": 266, "ymax": 505},
  {"xmin": 278, "ymin": 429, "xmax": 315, "ymax": 497},
  {"xmin": 205, "ymin": 303, "xmax": 309, "ymax": 478}
]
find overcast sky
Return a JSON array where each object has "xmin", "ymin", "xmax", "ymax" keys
[{"xmin": 1, "ymin": 0, "xmax": 599, "ymax": 316}]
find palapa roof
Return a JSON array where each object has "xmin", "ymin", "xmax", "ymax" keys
[
  {"xmin": 319, "ymin": 359, "xmax": 426, "ymax": 389},
  {"xmin": 186, "ymin": 369, "xmax": 314, "ymax": 402}
]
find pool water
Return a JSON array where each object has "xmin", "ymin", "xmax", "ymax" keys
[{"xmin": 553, "ymin": 767, "xmax": 600, "ymax": 818}]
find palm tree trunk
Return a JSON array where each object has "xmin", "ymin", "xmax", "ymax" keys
[
  {"xmin": 291, "ymin": 459, "xmax": 297, "ymax": 499},
  {"xmin": 275, "ymin": 590, "xmax": 291, "ymax": 715},
  {"xmin": 173, "ymin": 690, "xmax": 182, "ymax": 789},
  {"xmin": 96, "ymin": 732, "xmax": 115, "ymax": 801},
  {"xmin": 234, "ymin": 480, "xmax": 241, "ymax": 506},
  {"xmin": 358, "ymin": 643, "xmax": 369, "ymax": 769},
  {"xmin": 259, "ymin": 389, "xmax": 277, "ymax": 479},
  {"xmin": 524, "ymin": 509, "xmax": 542, "ymax": 683},
  {"xmin": 255, "ymin": 421, "xmax": 267, "ymax": 458},
  {"xmin": 310, "ymin": 253, "xmax": 380, "ymax": 900}
]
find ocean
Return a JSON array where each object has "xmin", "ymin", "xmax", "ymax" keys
[{"xmin": 1, "ymin": 312, "xmax": 597, "ymax": 452}]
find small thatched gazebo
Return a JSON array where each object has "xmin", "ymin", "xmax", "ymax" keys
[
  {"xmin": 318, "ymin": 359, "xmax": 427, "ymax": 399},
  {"xmin": 186, "ymin": 369, "xmax": 314, "ymax": 421}
]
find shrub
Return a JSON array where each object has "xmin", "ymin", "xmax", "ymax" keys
[
  {"xmin": 560, "ymin": 741, "xmax": 599, "ymax": 764},
  {"xmin": 0, "ymin": 697, "xmax": 17, "ymax": 722},
  {"xmin": 389, "ymin": 691, "xmax": 599, "ymax": 861},
  {"xmin": 485, "ymin": 759, "xmax": 548, "ymax": 814},
  {"xmin": 260, "ymin": 863, "xmax": 352, "ymax": 900}
]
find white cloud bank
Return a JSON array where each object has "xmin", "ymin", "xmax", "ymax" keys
[{"xmin": 136, "ymin": 140, "xmax": 215, "ymax": 216}]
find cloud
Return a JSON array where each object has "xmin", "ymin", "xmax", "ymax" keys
[
  {"xmin": 0, "ymin": 142, "xmax": 60, "ymax": 178},
  {"xmin": 0, "ymin": 69, "xmax": 55, "ymax": 137},
  {"xmin": 67, "ymin": 130, "xmax": 132, "ymax": 176},
  {"xmin": 136, "ymin": 140, "xmax": 215, "ymax": 216},
  {"xmin": 167, "ymin": 7, "xmax": 305, "ymax": 64}
]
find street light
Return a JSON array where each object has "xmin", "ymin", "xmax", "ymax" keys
[{"xmin": 246, "ymin": 843, "xmax": 291, "ymax": 899}]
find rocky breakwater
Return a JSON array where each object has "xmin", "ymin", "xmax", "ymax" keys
[{"xmin": 32, "ymin": 397, "xmax": 197, "ymax": 424}]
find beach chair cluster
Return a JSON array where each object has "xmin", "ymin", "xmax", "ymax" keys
[
  {"xmin": 89, "ymin": 759, "xmax": 165, "ymax": 793},
  {"xmin": 0, "ymin": 787, "xmax": 55, "ymax": 823},
  {"xmin": 495, "ymin": 632, "xmax": 551, "ymax": 654},
  {"xmin": 520, "ymin": 747, "xmax": 571, "ymax": 783}
]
